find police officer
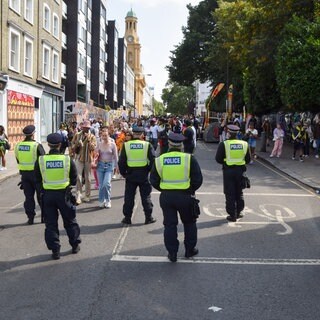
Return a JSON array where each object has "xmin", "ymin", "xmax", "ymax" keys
[
  {"xmin": 118, "ymin": 126, "xmax": 156, "ymax": 225},
  {"xmin": 34, "ymin": 133, "xmax": 81, "ymax": 260},
  {"xmin": 215, "ymin": 124, "xmax": 251, "ymax": 222},
  {"xmin": 150, "ymin": 133, "xmax": 203, "ymax": 262},
  {"xmin": 15, "ymin": 125, "xmax": 45, "ymax": 224}
]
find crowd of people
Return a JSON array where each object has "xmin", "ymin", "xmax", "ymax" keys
[{"xmin": 2, "ymin": 110, "xmax": 319, "ymax": 261}]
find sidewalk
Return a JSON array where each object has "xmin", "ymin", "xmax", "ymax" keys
[
  {"xmin": 256, "ymin": 139, "xmax": 320, "ymax": 191},
  {"xmin": 0, "ymin": 143, "xmax": 50, "ymax": 182},
  {"xmin": 1, "ymin": 140, "xmax": 319, "ymax": 191}
]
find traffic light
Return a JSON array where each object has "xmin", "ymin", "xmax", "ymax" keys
[{"xmin": 0, "ymin": 74, "xmax": 8, "ymax": 92}]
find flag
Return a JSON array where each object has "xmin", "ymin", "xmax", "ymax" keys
[{"xmin": 211, "ymin": 83, "xmax": 225, "ymax": 98}]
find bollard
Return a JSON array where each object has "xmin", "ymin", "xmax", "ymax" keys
[{"xmin": 260, "ymin": 131, "xmax": 267, "ymax": 152}]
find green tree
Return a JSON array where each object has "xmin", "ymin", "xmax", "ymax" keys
[
  {"xmin": 153, "ymin": 98, "xmax": 165, "ymax": 116},
  {"xmin": 161, "ymin": 82, "xmax": 195, "ymax": 115},
  {"xmin": 275, "ymin": 16, "xmax": 320, "ymax": 111},
  {"xmin": 167, "ymin": 0, "xmax": 218, "ymax": 85}
]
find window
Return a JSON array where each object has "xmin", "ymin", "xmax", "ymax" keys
[
  {"xmin": 53, "ymin": 14, "xmax": 59, "ymax": 38},
  {"xmin": 43, "ymin": 4, "xmax": 50, "ymax": 32},
  {"xmin": 9, "ymin": 28, "xmax": 20, "ymax": 72},
  {"xmin": 42, "ymin": 45, "xmax": 51, "ymax": 79},
  {"xmin": 9, "ymin": 0, "xmax": 21, "ymax": 14},
  {"xmin": 24, "ymin": 37, "xmax": 33, "ymax": 77},
  {"xmin": 24, "ymin": 0, "xmax": 33, "ymax": 23},
  {"xmin": 99, "ymin": 71, "xmax": 104, "ymax": 84},
  {"xmin": 52, "ymin": 51, "xmax": 59, "ymax": 83}
]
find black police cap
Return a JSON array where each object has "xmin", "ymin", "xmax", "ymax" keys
[
  {"xmin": 47, "ymin": 133, "xmax": 63, "ymax": 145},
  {"xmin": 227, "ymin": 124, "xmax": 240, "ymax": 133},
  {"xmin": 23, "ymin": 125, "xmax": 35, "ymax": 136},
  {"xmin": 132, "ymin": 126, "xmax": 145, "ymax": 133},
  {"xmin": 168, "ymin": 132, "xmax": 185, "ymax": 143}
]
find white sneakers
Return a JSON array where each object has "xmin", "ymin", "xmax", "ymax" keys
[{"xmin": 98, "ymin": 200, "xmax": 111, "ymax": 208}]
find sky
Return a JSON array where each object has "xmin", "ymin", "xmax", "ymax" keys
[{"xmin": 106, "ymin": 0, "xmax": 202, "ymax": 101}]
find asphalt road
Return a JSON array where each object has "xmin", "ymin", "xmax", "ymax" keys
[{"xmin": 1, "ymin": 141, "xmax": 320, "ymax": 320}]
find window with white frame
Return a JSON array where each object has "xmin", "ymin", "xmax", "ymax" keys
[
  {"xmin": 24, "ymin": 0, "xmax": 33, "ymax": 23},
  {"xmin": 9, "ymin": 0, "xmax": 21, "ymax": 14},
  {"xmin": 52, "ymin": 51, "xmax": 59, "ymax": 83},
  {"xmin": 24, "ymin": 37, "xmax": 33, "ymax": 77},
  {"xmin": 53, "ymin": 13, "xmax": 59, "ymax": 39},
  {"xmin": 42, "ymin": 45, "xmax": 51, "ymax": 79},
  {"xmin": 43, "ymin": 4, "xmax": 51, "ymax": 32},
  {"xmin": 9, "ymin": 28, "xmax": 20, "ymax": 72}
]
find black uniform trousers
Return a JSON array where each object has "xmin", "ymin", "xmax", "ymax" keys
[
  {"xmin": 223, "ymin": 166, "xmax": 245, "ymax": 218},
  {"xmin": 43, "ymin": 190, "xmax": 81, "ymax": 251},
  {"xmin": 123, "ymin": 179, "xmax": 153, "ymax": 218},
  {"xmin": 160, "ymin": 191, "xmax": 197, "ymax": 254},
  {"xmin": 21, "ymin": 171, "xmax": 41, "ymax": 219}
]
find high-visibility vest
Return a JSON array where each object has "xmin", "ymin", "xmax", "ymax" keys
[
  {"xmin": 15, "ymin": 141, "xmax": 38, "ymax": 171},
  {"xmin": 39, "ymin": 154, "xmax": 70, "ymax": 190},
  {"xmin": 155, "ymin": 151, "xmax": 191, "ymax": 190},
  {"xmin": 124, "ymin": 140, "xmax": 149, "ymax": 167},
  {"xmin": 224, "ymin": 140, "xmax": 248, "ymax": 166}
]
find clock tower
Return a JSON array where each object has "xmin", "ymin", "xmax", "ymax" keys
[{"xmin": 125, "ymin": 9, "xmax": 146, "ymax": 115}]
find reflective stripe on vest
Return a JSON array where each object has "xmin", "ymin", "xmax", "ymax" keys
[
  {"xmin": 15, "ymin": 141, "xmax": 38, "ymax": 171},
  {"xmin": 224, "ymin": 140, "xmax": 248, "ymax": 166},
  {"xmin": 124, "ymin": 140, "xmax": 149, "ymax": 167},
  {"xmin": 39, "ymin": 155, "xmax": 70, "ymax": 190},
  {"xmin": 155, "ymin": 151, "xmax": 191, "ymax": 190}
]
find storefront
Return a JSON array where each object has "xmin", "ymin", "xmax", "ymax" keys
[{"xmin": 5, "ymin": 79, "xmax": 43, "ymax": 150}]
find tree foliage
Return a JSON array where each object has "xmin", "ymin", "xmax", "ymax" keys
[
  {"xmin": 275, "ymin": 15, "xmax": 320, "ymax": 111},
  {"xmin": 167, "ymin": 0, "xmax": 318, "ymax": 114},
  {"xmin": 161, "ymin": 82, "xmax": 195, "ymax": 115}
]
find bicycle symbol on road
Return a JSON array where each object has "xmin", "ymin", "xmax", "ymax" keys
[{"xmin": 203, "ymin": 203, "xmax": 296, "ymax": 235}]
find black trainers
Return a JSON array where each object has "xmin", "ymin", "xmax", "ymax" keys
[
  {"xmin": 237, "ymin": 213, "xmax": 244, "ymax": 219},
  {"xmin": 121, "ymin": 217, "xmax": 132, "ymax": 225},
  {"xmin": 27, "ymin": 217, "xmax": 34, "ymax": 225},
  {"xmin": 51, "ymin": 250, "xmax": 60, "ymax": 260},
  {"xmin": 226, "ymin": 216, "xmax": 237, "ymax": 222},
  {"xmin": 72, "ymin": 244, "xmax": 80, "ymax": 254},
  {"xmin": 145, "ymin": 216, "xmax": 157, "ymax": 225},
  {"xmin": 185, "ymin": 248, "xmax": 199, "ymax": 258},
  {"xmin": 167, "ymin": 252, "xmax": 177, "ymax": 262}
]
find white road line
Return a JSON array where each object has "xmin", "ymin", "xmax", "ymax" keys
[
  {"xmin": 112, "ymin": 203, "xmax": 138, "ymax": 256},
  {"xmin": 151, "ymin": 191, "xmax": 314, "ymax": 197},
  {"xmin": 111, "ymin": 254, "xmax": 320, "ymax": 265}
]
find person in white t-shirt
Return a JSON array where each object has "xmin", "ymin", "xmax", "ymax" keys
[{"xmin": 149, "ymin": 119, "xmax": 160, "ymax": 151}]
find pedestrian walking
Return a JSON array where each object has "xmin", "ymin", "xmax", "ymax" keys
[
  {"xmin": 150, "ymin": 132, "xmax": 203, "ymax": 262},
  {"xmin": 245, "ymin": 122, "xmax": 258, "ymax": 164},
  {"xmin": 0, "ymin": 125, "xmax": 9, "ymax": 169},
  {"xmin": 182, "ymin": 119, "xmax": 195, "ymax": 154},
  {"xmin": 56, "ymin": 123, "xmax": 69, "ymax": 154},
  {"xmin": 215, "ymin": 125, "xmax": 251, "ymax": 222},
  {"xmin": 118, "ymin": 126, "xmax": 156, "ymax": 225},
  {"xmin": 291, "ymin": 121, "xmax": 305, "ymax": 162},
  {"xmin": 71, "ymin": 120, "xmax": 97, "ymax": 204},
  {"xmin": 15, "ymin": 125, "xmax": 45, "ymax": 225},
  {"xmin": 35, "ymin": 133, "xmax": 81, "ymax": 260},
  {"xmin": 94, "ymin": 129, "xmax": 118, "ymax": 208},
  {"xmin": 270, "ymin": 123, "xmax": 284, "ymax": 158}
]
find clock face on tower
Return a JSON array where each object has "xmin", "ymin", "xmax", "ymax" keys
[{"xmin": 127, "ymin": 35, "xmax": 134, "ymax": 43}]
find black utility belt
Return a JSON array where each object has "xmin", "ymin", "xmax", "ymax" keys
[{"xmin": 43, "ymin": 189, "xmax": 67, "ymax": 193}]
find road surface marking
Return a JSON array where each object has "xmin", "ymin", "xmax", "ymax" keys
[
  {"xmin": 152, "ymin": 191, "xmax": 314, "ymax": 197},
  {"xmin": 111, "ymin": 254, "xmax": 320, "ymax": 265}
]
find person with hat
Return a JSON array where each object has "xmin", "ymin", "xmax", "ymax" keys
[
  {"xmin": 118, "ymin": 126, "xmax": 156, "ymax": 225},
  {"xmin": 150, "ymin": 132, "xmax": 203, "ymax": 262},
  {"xmin": 215, "ymin": 124, "xmax": 251, "ymax": 222},
  {"xmin": 15, "ymin": 125, "xmax": 46, "ymax": 225},
  {"xmin": 71, "ymin": 120, "xmax": 97, "ymax": 204},
  {"xmin": 34, "ymin": 133, "xmax": 81, "ymax": 260}
]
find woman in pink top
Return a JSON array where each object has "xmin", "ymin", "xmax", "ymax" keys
[
  {"xmin": 270, "ymin": 123, "xmax": 284, "ymax": 158},
  {"xmin": 95, "ymin": 130, "xmax": 118, "ymax": 208}
]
